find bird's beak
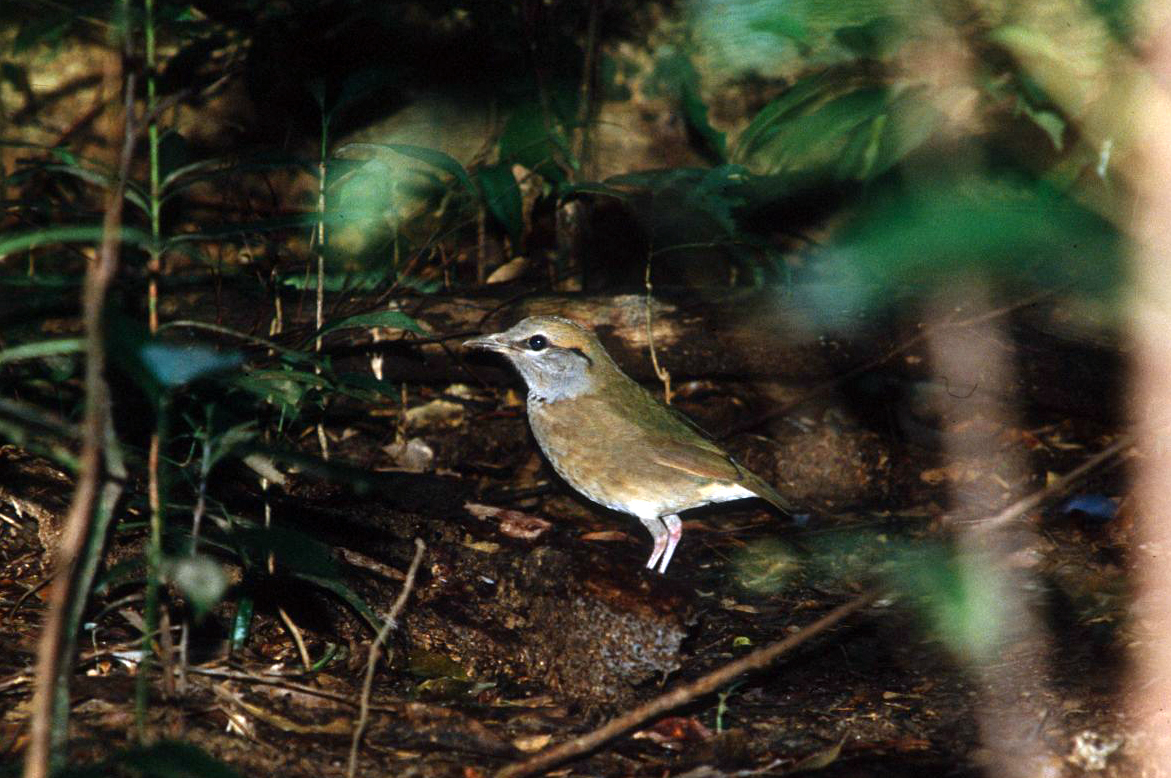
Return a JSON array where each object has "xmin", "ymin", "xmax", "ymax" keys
[{"xmin": 463, "ymin": 332, "xmax": 508, "ymax": 352}]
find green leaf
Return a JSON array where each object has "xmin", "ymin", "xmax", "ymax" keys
[
  {"xmin": 739, "ymin": 86, "xmax": 889, "ymax": 175},
  {"xmin": 0, "ymin": 338, "xmax": 83, "ymax": 367},
  {"xmin": 231, "ymin": 526, "xmax": 339, "ymax": 578},
  {"xmin": 305, "ymin": 77, "xmax": 327, "ymax": 112},
  {"xmin": 809, "ymin": 174, "xmax": 1122, "ymax": 316},
  {"xmin": 320, "ymin": 310, "xmax": 425, "ymax": 336},
  {"xmin": 734, "ymin": 72, "xmax": 836, "ymax": 159},
  {"xmin": 556, "ymin": 180, "xmax": 632, "ymax": 201},
  {"xmin": 163, "ymin": 213, "xmax": 323, "ymax": 246},
  {"xmin": 39, "ymin": 163, "xmax": 150, "ymax": 214},
  {"xmin": 499, "ymin": 103, "xmax": 571, "ymax": 183},
  {"xmin": 332, "ymin": 372, "xmax": 400, "ymax": 400},
  {"xmin": 294, "ymin": 572, "xmax": 381, "ymax": 631},
  {"xmin": 681, "ymin": 84, "xmax": 727, "ymax": 165},
  {"xmin": 0, "ymin": 225, "xmax": 155, "ymax": 259},
  {"xmin": 749, "ymin": 13, "xmax": 808, "ymax": 43},
  {"xmin": 230, "ymin": 595, "xmax": 254, "ymax": 652},
  {"xmin": 205, "ymin": 421, "xmax": 260, "ymax": 471},
  {"xmin": 331, "ymin": 67, "xmax": 399, "ymax": 122},
  {"xmin": 334, "ymin": 142, "xmax": 476, "ymax": 194},
  {"xmin": 476, "ymin": 163, "xmax": 524, "ymax": 241}
]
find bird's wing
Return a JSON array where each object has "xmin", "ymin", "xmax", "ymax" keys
[{"xmin": 634, "ymin": 392, "xmax": 794, "ymax": 513}]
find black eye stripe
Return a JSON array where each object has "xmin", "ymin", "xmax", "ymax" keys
[{"xmin": 568, "ymin": 347, "xmax": 592, "ymax": 366}]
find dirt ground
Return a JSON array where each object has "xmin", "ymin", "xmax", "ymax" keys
[{"xmin": 0, "ymin": 311, "xmax": 1137, "ymax": 776}]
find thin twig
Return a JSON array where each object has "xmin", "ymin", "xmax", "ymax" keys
[
  {"xmin": 494, "ymin": 588, "xmax": 881, "ymax": 778},
  {"xmin": 347, "ymin": 538, "xmax": 426, "ymax": 778},
  {"xmin": 278, "ymin": 607, "xmax": 312, "ymax": 672},
  {"xmin": 644, "ymin": 253, "xmax": 672, "ymax": 404}
]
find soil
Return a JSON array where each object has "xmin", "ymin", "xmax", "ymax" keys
[{"xmin": 0, "ymin": 319, "xmax": 1136, "ymax": 777}]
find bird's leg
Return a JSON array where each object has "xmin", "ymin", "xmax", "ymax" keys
[
  {"xmin": 656, "ymin": 514, "xmax": 683, "ymax": 574},
  {"xmin": 640, "ymin": 515, "xmax": 669, "ymax": 571}
]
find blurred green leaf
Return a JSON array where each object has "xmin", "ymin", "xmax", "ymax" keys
[
  {"xmin": 816, "ymin": 174, "xmax": 1121, "ymax": 313},
  {"xmin": 321, "ymin": 310, "xmax": 425, "ymax": 336},
  {"xmin": 749, "ymin": 13, "xmax": 809, "ymax": 43},
  {"xmin": 335, "ymin": 142, "xmax": 476, "ymax": 195},
  {"xmin": 738, "ymin": 85, "xmax": 889, "ymax": 175},
  {"xmin": 0, "ymin": 226, "xmax": 155, "ymax": 259},
  {"xmin": 475, "ymin": 163, "xmax": 524, "ymax": 241},
  {"xmin": 36, "ymin": 163, "xmax": 151, "ymax": 213},
  {"xmin": 0, "ymin": 338, "xmax": 83, "ymax": 367},
  {"xmin": 280, "ymin": 270, "xmax": 387, "ymax": 292},
  {"xmin": 305, "ymin": 77, "xmax": 327, "ymax": 112},
  {"xmin": 231, "ymin": 368, "xmax": 330, "ymax": 410},
  {"xmin": 92, "ymin": 556, "xmax": 147, "ymax": 598},
  {"xmin": 681, "ymin": 84, "xmax": 727, "ymax": 165},
  {"xmin": 834, "ymin": 16, "xmax": 902, "ymax": 57},
  {"xmin": 163, "ymin": 213, "xmax": 323, "ymax": 246},
  {"xmin": 165, "ymin": 555, "xmax": 229, "ymax": 620},
  {"xmin": 888, "ymin": 546, "xmax": 1007, "ymax": 663},
  {"xmin": 735, "ymin": 72, "xmax": 836, "ymax": 161}
]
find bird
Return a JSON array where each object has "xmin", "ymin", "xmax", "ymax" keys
[{"xmin": 464, "ymin": 315, "xmax": 792, "ymax": 574}]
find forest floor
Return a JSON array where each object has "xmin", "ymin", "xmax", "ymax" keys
[{"xmin": 0, "ymin": 293, "xmax": 1138, "ymax": 777}]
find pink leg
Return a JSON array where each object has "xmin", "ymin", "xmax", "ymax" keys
[
  {"xmin": 641, "ymin": 516, "xmax": 669, "ymax": 571},
  {"xmin": 656, "ymin": 514, "xmax": 683, "ymax": 574}
]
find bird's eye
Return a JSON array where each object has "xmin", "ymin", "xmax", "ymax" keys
[{"xmin": 527, "ymin": 334, "xmax": 548, "ymax": 351}]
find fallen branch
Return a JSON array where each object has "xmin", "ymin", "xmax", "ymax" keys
[
  {"xmin": 972, "ymin": 434, "xmax": 1133, "ymax": 534},
  {"xmin": 494, "ymin": 588, "xmax": 881, "ymax": 778},
  {"xmin": 347, "ymin": 538, "xmax": 426, "ymax": 778}
]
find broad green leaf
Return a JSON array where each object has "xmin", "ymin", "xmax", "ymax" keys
[
  {"xmin": 499, "ymin": 102, "xmax": 572, "ymax": 183},
  {"xmin": 231, "ymin": 525, "xmax": 339, "ymax": 578},
  {"xmin": 334, "ymin": 142, "xmax": 475, "ymax": 194},
  {"xmin": 735, "ymin": 72, "xmax": 836, "ymax": 158},
  {"xmin": 475, "ymin": 163, "xmax": 524, "ymax": 241}
]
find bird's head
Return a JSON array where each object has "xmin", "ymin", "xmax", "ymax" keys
[{"xmin": 464, "ymin": 315, "xmax": 617, "ymax": 401}]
